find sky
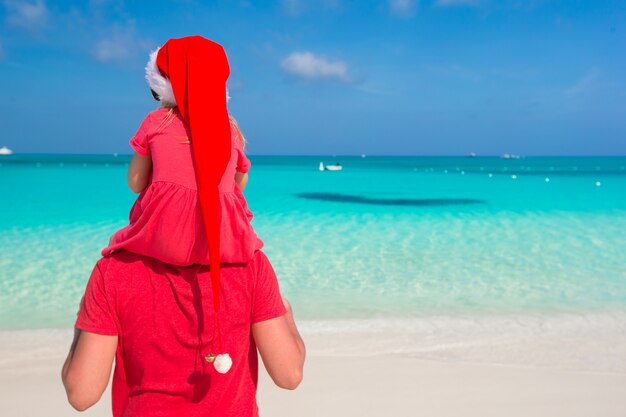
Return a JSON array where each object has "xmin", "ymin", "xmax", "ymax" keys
[{"xmin": 0, "ymin": 0, "xmax": 625, "ymax": 155}]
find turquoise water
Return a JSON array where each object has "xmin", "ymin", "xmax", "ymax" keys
[{"xmin": 1, "ymin": 155, "xmax": 626, "ymax": 329}]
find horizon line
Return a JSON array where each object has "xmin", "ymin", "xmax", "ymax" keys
[{"xmin": 2, "ymin": 152, "xmax": 626, "ymax": 158}]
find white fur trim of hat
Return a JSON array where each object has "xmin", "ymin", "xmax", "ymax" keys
[{"xmin": 145, "ymin": 48, "xmax": 230, "ymax": 106}]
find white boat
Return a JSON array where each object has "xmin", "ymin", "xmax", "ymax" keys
[
  {"xmin": 0, "ymin": 146, "xmax": 13, "ymax": 155},
  {"xmin": 319, "ymin": 162, "xmax": 343, "ymax": 171}
]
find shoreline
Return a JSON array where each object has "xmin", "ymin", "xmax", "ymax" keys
[{"xmin": 3, "ymin": 310, "xmax": 626, "ymax": 374}]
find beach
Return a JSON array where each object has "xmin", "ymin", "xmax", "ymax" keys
[
  {"xmin": 1, "ymin": 155, "xmax": 625, "ymax": 415},
  {"xmin": 1, "ymin": 324, "xmax": 625, "ymax": 417}
]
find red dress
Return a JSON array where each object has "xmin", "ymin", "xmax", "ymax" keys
[{"xmin": 102, "ymin": 108, "xmax": 263, "ymax": 266}]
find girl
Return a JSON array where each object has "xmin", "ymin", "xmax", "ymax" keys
[
  {"xmin": 102, "ymin": 35, "xmax": 266, "ymax": 372},
  {"xmin": 102, "ymin": 44, "xmax": 262, "ymax": 267}
]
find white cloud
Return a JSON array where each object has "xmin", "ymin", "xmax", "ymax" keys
[
  {"xmin": 389, "ymin": 0, "xmax": 417, "ymax": 18},
  {"xmin": 92, "ymin": 29, "xmax": 151, "ymax": 64},
  {"xmin": 93, "ymin": 38, "xmax": 131, "ymax": 63},
  {"xmin": 564, "ymin": 69, "xmax": 605, "ymax": 97},
  {"xmin": 4, "ymin": 0, "xmax": 49, "ymax": 32},
  {"xmin": 281, "ymin": 0, "xmax": 343, "ymax": 16},
  {"xmin": 323, "ymin": 0, "xmax": 341, "ymax": 10},
  {"xmin": 281, "ymin": 52, "xmax": 351, "ymax": 83},
  {"xmin": 281, "ymin": 0, "xmax": 306, "ymax": 16},
  {"xmin": 435, "ymin": 0, "xmax": 480, "ymax": 7}
]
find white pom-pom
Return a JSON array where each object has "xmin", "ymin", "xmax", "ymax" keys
[{"xmin": 214, "ymin": 354, "xmax": 232, "ymax": 374}]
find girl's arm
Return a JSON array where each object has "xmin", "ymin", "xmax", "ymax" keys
[
  {"xmin": 252, "ymin": 296, "xmax": 305, "ymax": 390},
  {"xmin": 235, "ymin": 172, "xmax": 248, "ymax": 191},
  {"xmin": 127, "ymin": 152, "xmax": 152, "ymax": 193},
  {"xmin": 62, "ymin": 329, "xmax": 117, "ymax": 411}
]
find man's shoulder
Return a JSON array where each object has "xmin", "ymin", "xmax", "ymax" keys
[
  {"xmin": 249, "ymin": 250, "xmax": 271, "ymax": 269},
  {"xmin": 96, "ymin": 251, "xmax": 154, "ymax": 280}
]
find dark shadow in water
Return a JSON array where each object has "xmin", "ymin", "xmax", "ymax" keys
[{"xmin": 297, "ymin": 192, "xmax": 485, "ymax": 207}]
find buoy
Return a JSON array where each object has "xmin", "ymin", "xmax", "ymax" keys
[
  {"xmin": 461, "ymin": 171, "xmax": 465, "ymax": 175},
  {"xmin": 595, "ymin": 181, "xmax": 601, "ymax": 187},
  {"xmin": 488, "ymin": 173, "xmax": 493, "ymax": 177},
  {"xmin": 545, "ymin": 177, "xmax": 550, "ymax": 182},
  {"xmin": 511, "ymin": 174, "xmax": 517, "ymax": 179}
]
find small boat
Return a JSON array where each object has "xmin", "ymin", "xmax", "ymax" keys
[
  {"xmin": 0, "ymin": 146, "xmax": 13, "ymax": 155},
  {"xmin": 319, "ymin": 162, "xmax": 343, "ymax": 171},
  {"xmin": 468, "ymin": 152, "xmax": 477, "ymax": 158}
]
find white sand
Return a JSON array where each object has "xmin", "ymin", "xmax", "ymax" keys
[
  {"xmin": 1, "ymin": 354, "xmax": 625, "ymax": 417},
  {"xmin": 1, "ymin": 317, "xmax": 625, "ymax": 417}
]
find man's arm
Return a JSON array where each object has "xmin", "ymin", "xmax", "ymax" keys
[
  {"xmin": 62, "ymin": 329, "xmax": 117, "ymax": 411},
  {"xmin": 252, "ymin": 296, "xmax": 305, "ymax": 390}
]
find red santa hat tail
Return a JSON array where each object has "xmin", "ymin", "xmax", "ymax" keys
[{"xmin": 154, "ymin": 36, "xmax": 231, "ymax": 370}]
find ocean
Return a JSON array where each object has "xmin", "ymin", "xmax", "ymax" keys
[{"xmin": 1, "ymin": 154, "xmax": 626, "ymax": 371}]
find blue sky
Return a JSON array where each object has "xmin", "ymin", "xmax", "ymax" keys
[{"xmin": 1, "ymin": 0, "xmax": 625, "ymax": 155}]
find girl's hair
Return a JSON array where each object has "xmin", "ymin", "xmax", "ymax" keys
[
  {"xmin": 229, "ymin": 116, "xmax": 247, "ymax": 150},
  {"xmin": 151, "ymin": 88, "xmax": 247, "ymax": 150}
]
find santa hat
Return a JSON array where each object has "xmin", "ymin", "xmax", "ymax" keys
[
  {"xmin": 146, "ymin": 48, "xmax": 230, "ymax": 105},
  {"xmin": 146, "ymin": 36, "xmax": 232, "ymax": 373}
]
